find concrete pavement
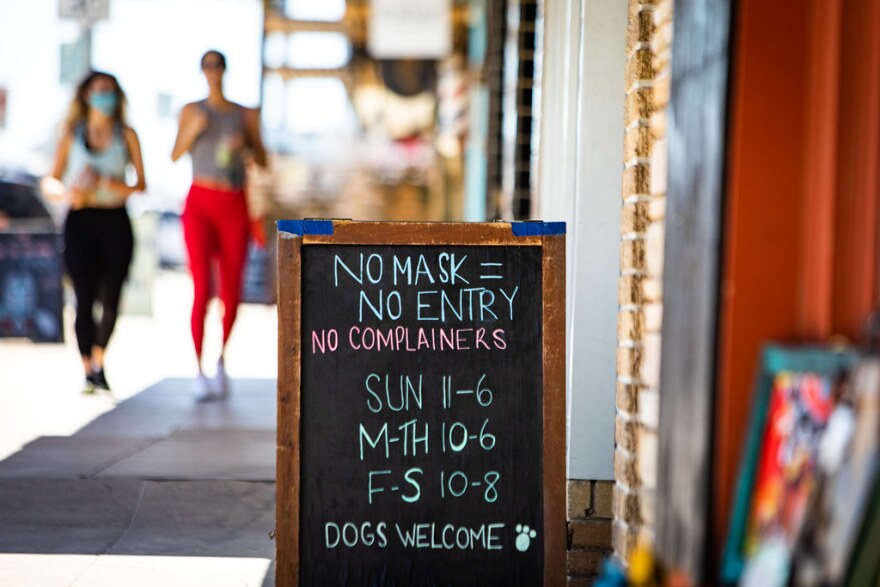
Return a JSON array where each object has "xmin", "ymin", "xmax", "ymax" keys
[{"xmin": 0, "ymin": 272, "xmax": 279, "ymax": 586}]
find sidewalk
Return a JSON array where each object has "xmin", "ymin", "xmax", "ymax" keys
[{"xmin": 0, "ymin": 272, "xmax": 279, "ymax": 587}]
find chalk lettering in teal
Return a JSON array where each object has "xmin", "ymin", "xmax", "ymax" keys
[
  {"xmin": 439, "ymin": 252, "xmax": 469, "ymax": 284},
  {"xmin": 441, "ymin": 290, "xmax": 464, "ymax": 321},
  {"xmin": 479, "ymin": 261, "xmax": 504, "ymax": 280},
  {"xmin": 393, "ymin": 523, "xmax": 503, "ymax": 550},
  {"xmin": 360, "ymin": 419, "xmax": 429, "ymax": 460},
  {"xmin": 402, "ymin": 467, "xmax": 423, "ymax": 503},
  {"xmin": 415, "ymin": 256, "xmax": 435, "ymax": 284},
  {"xmin": 441, "ymin": 419, "xmax": 496, "ymax": 452},
  {"xmin": 447, "ymin": 471, "xmax": 468, "ymax": 497},
  {"xmin": 399, "ymin": 419, "xmax": 429, "ymax": 456},
  {"xmin": 396, "ymin": 523, "xmax": 416, "ymax": 547},
  {"xmin": 359, "ymin": 289, "xmax": 402, "ymax": 322},
  {"xmin": 333, "ymin": 253, "xmax": 383, "ymax": 286},
  {"xmin": 479, "ymin": 289, "xmax": 498, "ymax": 320},
  {"xmin": 500, "ymin": 286, "xmax": 519, "ymax": 319},
  {"xmin": 364, "ymin": 374, "xmax": 423, "ymax": 413},
  {"xmin": 364, "ymin": 374, "xmax": 383, "ymax": 413},
  {"xmin": 367, "ymin": 469, "xmax": 391, "ymax": 504},
  {"xmin": 479, "ymin": 418, "xmax": 497, "ymax": 450},
  {"xmin": 416, "ymin": 290, "xmax": 439, "ymax": 321},
  {"xmin": 333, "ymin": 254, "xmax": 363, "ymax": 286},
  {"xmin": 448, "ymin": 422, "xmax": 468, "ymax": 452},
  {"xmin": 484, "ymin": 471, "xmax": 500, "ymax": 502},
  {"xmin": 441, "ymin": 375, "xmax": 495, "ymax": 409},
  {"xmin": 360, "ymin": 423, "xmax": 389, "ymax": 460},
  {"xmin": 324, "ymin": 522, "xmax": 388, "ymax": 548},
  {"xmin": 415, "ymin": 288, "xmax": 511, "ymax": 322},
  {"xmin": 390, "ymin": 253, "xmax": 470, "ymax": 286},
  {"xmin": 392, "ymin": 255, "xmax": 412, "ymax": 285},
  {"xmin": 365, "ymin": 254, "xmax": 383, "ymax": 284},
  {"xmin": 476, "ymin": 374, "xmax": 493, "ymax": 406},
  {"xmin": 438, "ymin": 470, "xmax": 501, "ymax": 502}
]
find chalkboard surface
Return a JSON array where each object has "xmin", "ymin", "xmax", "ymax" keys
[
  {"xmin": 0, "ymin": 231, "xmax": 64, "ymax": 342},
  {"xmin": 300, "ymin": 244, "xmax": 543, "ymax": 585},
  {"xmin": 276, "ymin": 221, "xmax": 567, "ymax": 587}
]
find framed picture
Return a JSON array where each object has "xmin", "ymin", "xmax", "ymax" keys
[
  {"xmin": 790, "ymin": 357, "xmax": 880, "ymax": 586},
  {"xmin": 721, "ymin": 345, "xmax": 858, "ymax": 584}
]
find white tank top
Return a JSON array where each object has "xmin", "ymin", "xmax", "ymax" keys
[{"xmin": 63, "ymin": 123, "xmax": 129, "ymax": 186}]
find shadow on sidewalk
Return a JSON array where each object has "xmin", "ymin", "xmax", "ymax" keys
[{"xmin": 0, "ymin": 377, "xmax": 278, "ymax": 586}]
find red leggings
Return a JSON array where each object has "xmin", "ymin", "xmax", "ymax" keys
[{"xmin": 182, "ymin": 183, "xmax": 250, "ymax": 359}]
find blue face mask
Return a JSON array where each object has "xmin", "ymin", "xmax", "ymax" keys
[{"xmin": 89, "ymin": 91, "xmax": 118, "ymax": 116}]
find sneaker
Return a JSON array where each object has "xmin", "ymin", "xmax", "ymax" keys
[
  {"xmin": 214, "ymin": 360, "xmax": 229, "ymax": 399},
  {"xmin": 194, "ymin": 373, "xmax": 217, "ymax": 403},
  {"xmin": 83, "ymin": 376, "xmax": 97, "ymax": 395},
  {"xmin": 91, "ymin": 369, "xmax": 111, "ymax": 391}
]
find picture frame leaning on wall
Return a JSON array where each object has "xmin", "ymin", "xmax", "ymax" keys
[{"xmin": 720, "ymin": 344, "xmax": 858, "ymax": 585}]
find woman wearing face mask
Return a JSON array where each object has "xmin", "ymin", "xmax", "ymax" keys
[
  {"xmin": 172, "ymin": 50, "xmax": 266, "ymax": 402},
  {"xmin": 48, "ymin": 71, "xmax": 146, "ymax": 393}
]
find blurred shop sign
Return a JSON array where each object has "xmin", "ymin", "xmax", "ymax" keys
[
  {"xmin": 0, "ymin": 231, "xmax": 64, "ymax": 343},
  {"xmin": 60, "ymin": 36, "xmax": 90, "ymax": 84},
  {"xmin": 241, "ymin": 241, "xmax": 276, "ymax": 304},
  {"xmin": 368, "ymin": 0, "xmax": 451, "ymax": 59},
  {"xmin": 59, "ymin": 0, "xmax": 108, "ymax": 22}
]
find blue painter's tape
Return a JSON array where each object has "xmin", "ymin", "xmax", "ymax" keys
[
  {"xmin": 276, "ymin": 220, "xmax": 335, "ymax": 236},
  {"xmin": 510, "ymin": 221, "xmax": 566, "ymax": 236}
]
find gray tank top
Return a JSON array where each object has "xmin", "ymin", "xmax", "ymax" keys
[{"xmin": 190, "ymin": 100, "xmax": 247, "ymax": 189}]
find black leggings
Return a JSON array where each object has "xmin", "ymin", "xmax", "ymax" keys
[{"xmin": 64, "ymin": 208, "xmax": 134, "ymax": 358}]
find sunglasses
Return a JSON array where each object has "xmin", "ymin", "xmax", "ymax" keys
[{"xmin": 202, "ymin": 61, "xmax": 225, "ymax": 70}]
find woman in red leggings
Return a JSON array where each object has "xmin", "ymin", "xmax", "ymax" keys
[{"xmin": 171, "ymin": 50, "xmax": 266, "ymax": 401}]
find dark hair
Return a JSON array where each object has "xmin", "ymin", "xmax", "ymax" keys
[
  {"xmin": 64, "ymin": 70, "xmax": 127, "ymax": 130},
  {"xmin": 200, "ymin": 50, "xmax": 227, "ymax": 70}
]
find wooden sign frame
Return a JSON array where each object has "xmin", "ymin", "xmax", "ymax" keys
[{"xmin": 275, "ymin": 220, "xmax": 566, "ymax": 586}]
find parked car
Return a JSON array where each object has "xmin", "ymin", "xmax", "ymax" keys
[{"xmin": 0, "ymin": 168, "xmax": 56, "ymax": 230}]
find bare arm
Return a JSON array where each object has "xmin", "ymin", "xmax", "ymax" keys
[
  {"xmin": 44, "ymin": 129, "xmax": 102, "ymax": 209},
  {"xmin": 106, "ymin": 126, "xmax": 147, "ymax": 198},
  {"xmin": 49, "ymin": 131, "xmax": 73, "ymax": 181},
  {"xmin": 41, "ymin": 130, "xmax": 74, "ymax": 203},
  {"xmin": 244, "ymin": 107, "xmax": 267, "ymax": 168},
  {"xmin": 171, "ymin": 103, "xmax": 207, "ymax": 162}
]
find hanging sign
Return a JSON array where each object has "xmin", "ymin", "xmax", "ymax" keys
[{"xmin": 368, "ymin": 0, "xmax": 452, "ymax": 59}]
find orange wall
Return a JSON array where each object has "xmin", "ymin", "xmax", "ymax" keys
[
  {"xmin": 714, "ymin": 0, "xmax": 810, "ymax": 555},
  {"xmin": 714, "ymin": 0, "xmax": 880, "ymax": 566},
  {"xmin": 832, "ymin": 0, "xmax": 880, "ymax": 337}
]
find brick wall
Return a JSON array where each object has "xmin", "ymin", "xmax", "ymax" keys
[
  {"xmin": 614, "ymin": 0, "xmax": 673, "ymax": 563},
  {"xmin": 641, "ymin": 0, "xmax": 672, "ymax": 550},
  {"xmin": 567, "ymin": 480, "xmax": 614, "ymax": 584}
]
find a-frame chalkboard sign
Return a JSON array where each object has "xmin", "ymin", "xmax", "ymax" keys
[{"xmin": 276, "ymin": 220, "xmax": 566, "ymax": 587}]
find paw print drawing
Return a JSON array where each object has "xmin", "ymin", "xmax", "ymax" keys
[{"xmin": 515, "ymin": 524, "xmax": 537, "ymax": 552}]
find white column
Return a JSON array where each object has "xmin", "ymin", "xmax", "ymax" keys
[{"xmin": 538, "ymin": 0, "xmax": 627, "ymax": 480}]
